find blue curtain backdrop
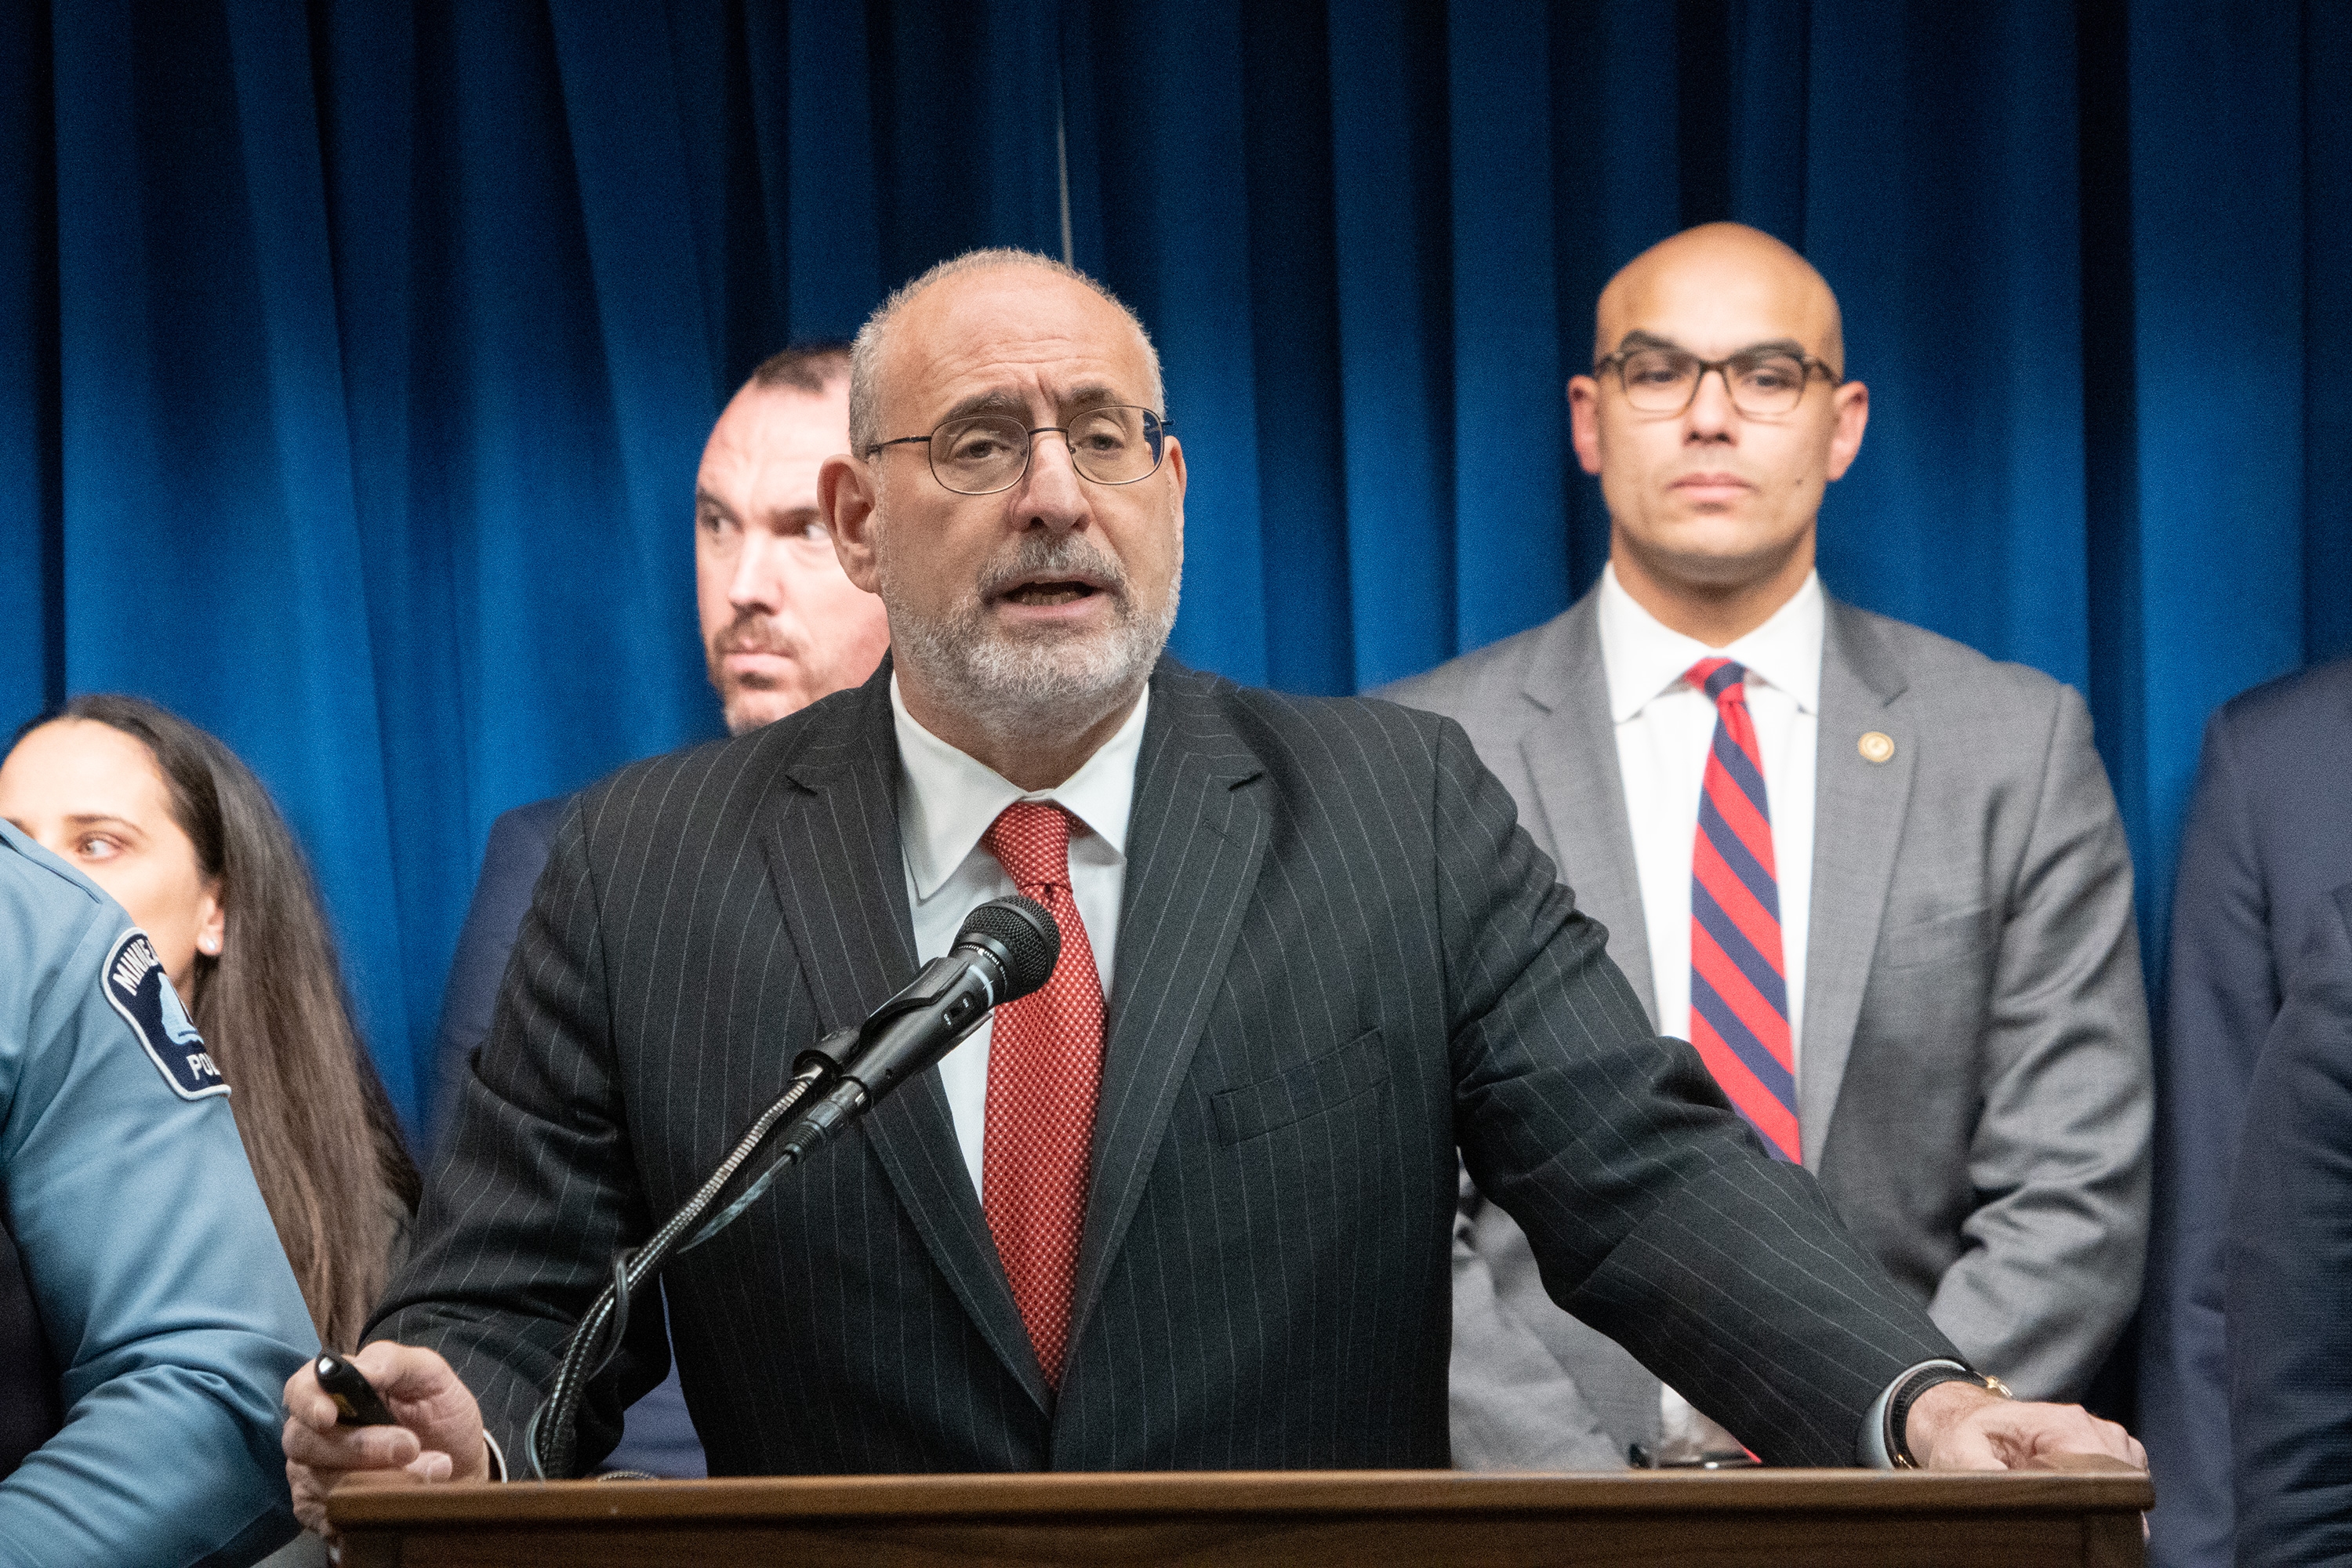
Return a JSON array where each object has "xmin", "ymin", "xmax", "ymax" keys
[{"xmin": 4, "ymin": 1, "xmax": 2347, "ymax": 1162}]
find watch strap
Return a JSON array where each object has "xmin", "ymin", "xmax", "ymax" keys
[{"xmin": 1886, "ymin": 1360, "xmax": 2011, "ymax": 1468}]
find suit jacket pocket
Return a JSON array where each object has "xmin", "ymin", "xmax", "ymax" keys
[
  {"xmin": 1212, "ymin": 1029, "xmax": 1390, "ymax": 1145},
  {"xmin": 1875, "ymin": 902, "xmax": 1994, "ymax": 972}
]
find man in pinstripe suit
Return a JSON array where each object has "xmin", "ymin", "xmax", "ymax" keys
[{"xmin": 283, "ymin": 249, "xmax": 2137, "ymax": 1523}]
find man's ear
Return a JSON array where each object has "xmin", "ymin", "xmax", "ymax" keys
[
  {"xmin": 821, "ymin": 453, "xmax": 883, "ymax": 593},
  {"xmin": 1567, "ymin": 377, "xmax": 1605, "ymax": 476},
  {"xmin": 1824, "ymin": 379, "xmax": 1870, "ymax": 482}
]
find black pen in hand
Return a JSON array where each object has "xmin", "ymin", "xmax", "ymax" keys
[{"xmin": 313, "ymin": 1350, "xmax": 397, "ymax": 1427}]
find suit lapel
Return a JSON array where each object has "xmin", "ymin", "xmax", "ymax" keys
[
  {"xmin": 1063, "ymin": 662, "xmax": 1270, "ymax": 1356},
  {"xmin": 755, "ymin": 665, "xmax": 1049, "ymax": 1412},
  {"xmin": 1798, "ymin": 601, "xmax": 1915, "ymax": 1163},
  {"xmin": 1517, "ymin": 591, "xmax": 1657, "ymax": 1024}
]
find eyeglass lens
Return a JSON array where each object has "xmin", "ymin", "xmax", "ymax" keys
[
  {"xmin": 1618, "ymin": 349, "xmax": 1812, "ymax": 416},
  {"xmin": 929, "ymin": 407, "xmax": 1163, "ymax": 495}
]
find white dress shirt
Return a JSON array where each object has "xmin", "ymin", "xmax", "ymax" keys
[
  {"xmin": 891, "ymin": 673, "xmax": 1147, "ymax": 1202},
  {"xmin": 1597, "ymin": 562, "xmax": 1821, "ymax": 1061},
  {"xmin": 1596, "ymin": 563, "xmax": 1824, "ymax": 1457}
]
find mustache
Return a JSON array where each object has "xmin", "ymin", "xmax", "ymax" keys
[
  {"xmin": 975, "ymin": 534, "xmax": 1131, "ymax": 603},
  {"xmin": 712, "ymin": 613, "xmax": 804, "ymax": 659}
]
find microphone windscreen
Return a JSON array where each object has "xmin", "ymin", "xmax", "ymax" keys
[{"xmin": 959, "ymin": 895, "xmax": 1061, "ymax": 1002}]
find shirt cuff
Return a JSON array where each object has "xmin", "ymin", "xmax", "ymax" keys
[
  {"xmin": 481, "ymin": 1430, "xmax": 507, "ymax": 1482},
  {"xmin": 1858, "ymin": 1359, "xmax": 1970, "ymax": 1468}
]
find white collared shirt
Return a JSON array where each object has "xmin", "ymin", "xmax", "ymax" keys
[
  {"xmin": 891, "ymin": 674, "xmax": 1148, "ymax": 1201},
  {"xmin": 1597, "ymin": 562, "xmax": 1821, "ymax": 1062},
  {"xmin": 1597, "ymin": 561, "xmax": 1824, "ymax": 1456}
]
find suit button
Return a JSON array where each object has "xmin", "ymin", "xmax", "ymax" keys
[{"xmin": 1858, "ymin": 731, "xmax": 1896, "ymax": 764}]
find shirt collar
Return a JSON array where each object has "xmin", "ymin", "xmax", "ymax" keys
[
  {"xmin": 1595, "ymin": 561, "xmax": 1825, "ymax": 722},
  {"xmin": 891, "ymin": 673, "xmax": 1150, "ymax": 902}
]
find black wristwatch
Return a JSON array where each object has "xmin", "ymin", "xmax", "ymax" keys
[{"xmin": 1886, "ymin": 1361, "xmax": 2013, "ymax": 1468}]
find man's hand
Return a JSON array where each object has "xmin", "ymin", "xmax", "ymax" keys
[
  {"xmin": 1905, "ymin": 1381, "xmax": 2147, "ymax": 1472},
  {"xmin": 281, "ymin": 1342, "xmax": 489, "ymax": 1535}
]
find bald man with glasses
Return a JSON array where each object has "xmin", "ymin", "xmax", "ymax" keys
[{"xmin": 1385, "ymin": 223, "xmax": 2152, "ymax": 1470}]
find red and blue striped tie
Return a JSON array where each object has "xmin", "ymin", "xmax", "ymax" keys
[{"xmin": 1686, "ymin": 658, "xmax": 1800, "ymax": 1163}]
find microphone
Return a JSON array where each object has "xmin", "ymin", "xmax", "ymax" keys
[
  {"xmin": 525, "ymin": 894, "xmax": 1060, "ymax": 1478},
  {"xmin": 776, "ymin": 895, "xmax": 1062, "ymax": 1160}
]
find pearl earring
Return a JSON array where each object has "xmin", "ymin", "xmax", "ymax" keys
[{"xmin": 198, "ymin": 934, "xmax": 221, "ymax": 956}]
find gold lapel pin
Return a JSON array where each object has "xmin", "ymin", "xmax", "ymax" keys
[{"xmin": 1858, "ymin": 731, "xmax": 1895, "ymax": 764}]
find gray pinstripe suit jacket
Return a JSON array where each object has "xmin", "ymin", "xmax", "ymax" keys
[
  {"xmin": 1381, "ymin": 587, "xmax": 2151, "ymax": 1465},
  {"xmin": 375, "ymin": 657, "xmax": 1958, "ymax": 1474}
]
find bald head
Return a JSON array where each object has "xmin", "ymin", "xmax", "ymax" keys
[
  {"xmin": 1595, "ymin": 223, "xmax": 1843, "ymax": 376},
  {"xmin": 848, "ymin": 249, "xmax": 1164, "ymax": 453},
  {"xmin": 1568, "ymin": 221, "xmax": 1869, "ymax": 647}
]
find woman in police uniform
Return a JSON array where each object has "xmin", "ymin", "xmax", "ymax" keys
[
  {"xmin": 0, "ymin": 696, "xmax": 419, "ymax": 1356},
  {"xmin": 0, "ymin": 815, "xmax": 318, "ymax": 1561}
]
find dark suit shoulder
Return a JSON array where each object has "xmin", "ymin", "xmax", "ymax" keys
[
  {"xmin": 2183, "ymin": 652, "xmax": 2352, "ymax": 931},
  {"xmin": 1142, "ymin": 666, "xmax": 1488, "ymax": 861},
  {"xmin": 486, "ymin": 793, "xmax": 572, "ymax": 858},
  {"xmin": 1174, "ymin": 664, "xmax": 1458, "ymax": 774},
  {"xmin": 570, "ymin": 729, "xmax": 754, "ymax": 839},
  {"xmin": 2209, "ymin": 654, "xmax": 2352, "ymax": 751},
  {"xmin": 567, "ymin": 684, "xmax": 873, "ymax": 859}
]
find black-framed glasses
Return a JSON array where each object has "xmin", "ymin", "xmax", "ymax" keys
[
  {"xmin": 866, "ymin": 405, "xmax": 1174, "ymax": 495},
  {"xmin": 1593, "ymin": 345, "xmax": 1838, "ymax": 416}
]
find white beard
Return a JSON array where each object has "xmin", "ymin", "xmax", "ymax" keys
[{"xmin": 876, "ymin": 517, "xmax": 1180, "ymax": 742}]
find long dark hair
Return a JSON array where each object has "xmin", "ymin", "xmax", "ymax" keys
[{"xmin": 34, "ymin": 695, "xmax": 420, "ymax": 1348}]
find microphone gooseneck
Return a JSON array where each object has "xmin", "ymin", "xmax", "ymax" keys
[
  {"xmin": 762, "ymin": 891, "xmax": 1062, "ymax": 1167},
  {"xmin": 525, "ymin": 894, "xmax": 1060, "ymax": 1479}
]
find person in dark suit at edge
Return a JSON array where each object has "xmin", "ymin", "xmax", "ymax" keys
[
  {"xmin": 424, "ymin": 342, "xmax": 888, "ymax": 1477},
  {"xmin": 283, "ymin": 249, "xmax": 2140, "ymax": 1528},
  {"xmin": 2136, "ymin": 655, "xmax": 2352, "ymax": 1568},
  {"xmin": 1383, "ymin": 223, "xmax": 2152, "ymax": 1469},
  {"xmin": 2225, "ymin": 878, "xmax": 2352, "ymax": 1566}
]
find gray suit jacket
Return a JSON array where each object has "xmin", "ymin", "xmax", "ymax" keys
[
  {"xmin": 376, "ymin": 655, "xmax": 1960, "ymax": 1473},
  {"xmin": 1380, "ymin": 586, "xmax": 2151, "ymax": 1465}
]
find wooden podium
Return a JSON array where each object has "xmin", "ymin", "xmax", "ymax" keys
[{"xmin": 329, "ymin": 1465, "xmax": 2151, "ymax": 1566}]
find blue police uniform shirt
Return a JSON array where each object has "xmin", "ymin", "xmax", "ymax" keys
[{"xmin": 0, "ymin": 820, "xmax": 319, "ymax": 1566}]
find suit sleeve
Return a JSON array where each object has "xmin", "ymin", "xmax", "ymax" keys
[
  {"xmin": 2225, "ymin": 885, "xmax": 2352, "ymax": 1568},
  {"xmin": 425, "ymin": 803, "xmax": 561, "ymax": 1154},
  {"xmin": 1385, "ymin": 660, "xmax": 1628, "ymax": 1465},
  {"xmin": 1446, "ymin": 1162, "xmax": 1624, "ymax": 1469},
  {"xmin": 2140, "ymin": 706, "xmax": 2272, "ymax": 1567},
  {"xmin": 1432, "ymin": 718, "xmax": 1957, "ymax": 1466},
  {"xmin": 0, "ymin": 914, "xmax": 318, "ymax": 1566},
  {"xmin": 372, "ymin": 804, "xmax": 667, "ymax": 1474},
  {"xmin": 1926, "ymin": 683, "xmax": 2151, "ymax": 1399}
]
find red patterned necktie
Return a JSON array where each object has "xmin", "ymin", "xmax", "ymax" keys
[
  {"xmin": 1686, "ymin": 658, "xmax": 1801, "ymax": 1162},
  {"xmin": 979, "ymin": 802, "xmax": 1105, "ymax": 1387}
]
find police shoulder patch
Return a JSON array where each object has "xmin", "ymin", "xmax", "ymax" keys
[{"xmin": 101, "ymin": 927, "xmax": 230, "ymax": 1101}]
